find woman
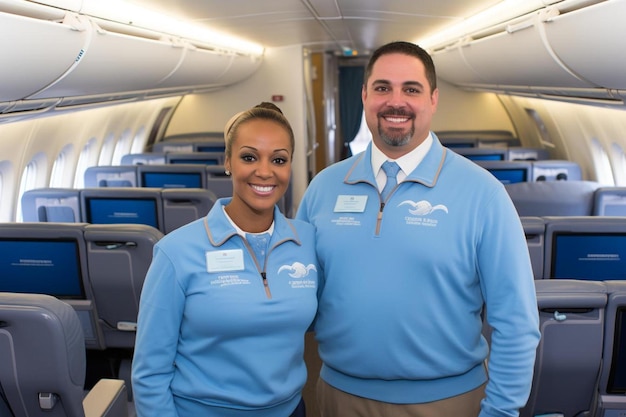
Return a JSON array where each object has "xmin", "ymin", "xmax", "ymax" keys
[{"xmin": 132, "ymin": 103, "xmax": 318, "ymax": 417}]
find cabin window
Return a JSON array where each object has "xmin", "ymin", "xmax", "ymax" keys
[
  {"xmin": 130, "ymin": 126, "xmax": 147, "ymax": 155},
  {"xmin": 610, "ymin": 143, "xmax": 626, "ymax": 186},
  {"xmin": 112, "ymin": 129, "xmax": 132, "ymax": 165},
  {"xmin": 525, "ymin": 108, "xmax": 553, "ymax": 146},
  {"xmin": 50, "ymin": 145, "xmax": 74, "ymax": 188},
  {"xmin": 74, "ymin": 138, "xmax": 97, "ymax": 188},
  {"xmin": 16, "ymin": 155, "xmax": 46, "ymax": 222},
  {"xmin": 591, "ymin": 138, "xmax": 615, "ymax": 186},
  {"xmin": 99, "ymin": 133, "xmax": 116, "ymax": 166}
]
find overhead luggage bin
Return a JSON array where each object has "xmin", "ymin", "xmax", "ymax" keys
[
  {"xmin": 0, "ymin": 11, "xmax": 88, "ymax": 102},
  {"xmin": 28, "ymin": 18, "xmax": 185, "ymax": 100},
  {"xmin": 430, "ymin": 1, "xmax": 626, "ymax": 101},
  {"xmin": 0, "ymin": 1, "xmax": 265, "ymax": 111},
  {"xmin": 218, "ymin": 53, "xmax": 264, "ymax": 86},
  {"xmin": 545, "ymin": 0, "xmax": 626, "ymax": 90},
  {"xmin": 154, "ymin": 44, "xmax": 260, "ymax": 90},
  {"xmin": 433, "ymin": 19, "xmax": 594, "ymax": 90}
]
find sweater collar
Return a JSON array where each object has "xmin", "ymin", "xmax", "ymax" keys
[
  {"xmin": 344, "ymin": 132, "xmax": 447, "ymax": 188},
  {"xmin": 203, "ymin": 198, "xmax": 301, "ymax": 248}
]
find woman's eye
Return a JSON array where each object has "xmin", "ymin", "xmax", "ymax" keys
[
  {"xmin": 241, "ymin": 154, "xmax": 256, "ymax": 162},
  {"xmin": 273, "ymin": 157, "xmax": 288, "ymax": 165}
]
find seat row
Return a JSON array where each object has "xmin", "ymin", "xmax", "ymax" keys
[
  {"xmin": 453, "ymin": 146, "xmax": 550, "ymax": 162},
  {"xmin": 3, "ymin": 277, "xmax": 625, "ymax": 417},
  {"xmin": 119, "ymin": 151, "xmax": 226, "ymax": 166},
  {"xmin": 0, "ymin": 291, "xmax": 130, "ymax": 416},
  {"xmin": 22, "ymin": 187, "xmax": 217, "ymax": 234},
  {"xmin": 521, "ymin": 216, "xmax": 626, "ymax": 280},
  {"xmin": 0, "ymin": 222, "xmax": 162, "ymax": 351},
  {"xmin": 471, "ymin": 159, "xmax": 582, "ymax": 183},
  {"xmin": 86, "ymin": 163, "xmax": 230, "ymax": 191},
  {"xmin": 149, "ymin": 132, "xmax": 225, "ymax": 154},
  {"xmin": 508, "ymin": 181, "xmax": 626, "ymax": 216},
  {"xmin": 83, "ymin": 163, "xmax": 293, "ymax": 216},
  {"xmin": 1, "ymin": 217, "xmax": 625, "ymax": 416}
]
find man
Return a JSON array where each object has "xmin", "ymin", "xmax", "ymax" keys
[{"xmin": 296, "ymin": 41, "xmax": 540, "ymax": 417}]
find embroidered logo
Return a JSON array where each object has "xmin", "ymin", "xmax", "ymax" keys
[
  {"xmin": 398, "ymin": 200, "xmax": 448, "ymax": 227},
  {"xmin": 398, "ymin": 200, "xmax": 449, "ymax": 216},
  {"xmin": 278, "ymin": 262, "xmax": 317, "ymax": 278}
]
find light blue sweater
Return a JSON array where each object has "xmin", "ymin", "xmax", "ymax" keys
[
  {"xmin": 297, "ymin": 137, "xmax": 540, "ymax": 417},
  {"xmin": 132, "ymin": 198, "xmax": 319, "ymax": 417}
]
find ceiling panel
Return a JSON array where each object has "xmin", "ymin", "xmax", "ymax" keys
[{"xmin": 129, "ymin": 0, "xmax": 504, "ymax": 52}]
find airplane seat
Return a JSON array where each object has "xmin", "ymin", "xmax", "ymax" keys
[
  {"xmin": 83, "ymin": 223, "xmax": 163, "ymax": 349},
  {"xmin": 21, "ymin": 188, "xmax": 81, "ymax": 223},
  {"xmin": 84, "ymin": 166, "xmax": 138, "ymax": 188},
  {"xmin": 0, "ymin": 222, "xmax": 106, "ymax": 350},
  {"xmin": 204, "ymin": 175, "xmax": 234, "ymax": 199},
  {"xmin": 505, "ymin": 180, "xmax": 601, "ymax": 216},
  {"xmin": 507, "ymin": 147, "xmax": 550, "ymax": 161},
  {"xmin": 542, "ymin": 216, "xmax": 626, "ymax": 281},
  {"xmin": 452, "ymin": 147, "xmax": 508, "ymax": 162},
  {"xmin": 38, "ymin": 205, "xmax": 77, "ymax": 222},
  {"xmin": 120, "ymin": 152, "xmax": 166, "ymax": 165},
  {"xmin": 98, "ymin": 179, "xmax": 133, "ymax": 187},
  {"xmin": 136, "ymin": 163, "xmax": 208, "ymax": 189},
  {"xmin": 161, "ymin": 188, "xmax": 218, "ymax": 233},
  {"xmin": 521, "ymin": 216, "xmax": 545, "ymax": 279},
  {"xmin": 473, "ymin": 160, "xmax": 532, "ymax": 185},
  {"xmin": 436, "ymin": 130, "xmax": 520, "ymax": 148},
  {"xmin": 0, "ymin": 292, "xmax": 128, "ymax": 417},
  {"xmin": 80, "ymin": 187, "xmax": 165, "ymax": 232},
  {"xmin": 595, "ymin": 281, "xmax": 626, "ymax": 417},
  {"xmin": 521, "ymin": 279, "xmax": 607, "ymax": 417},
  {"xmin": 532, "ymin": 160, "xmax": 582, "ymax": 181},
  {"xmin": 152, "ymin": 141, "xmax": 195, "ymax": 153},
  {"xmin": 165, "ymin": 151, "xmax": 225, "ymax": 166},
  {"xmin": 593, "ymin": 187, "xmax": 626, "ymax": 216},
  {"xmin": 83, "ymin": 223, "xmax": 163, "ymax": 401}
]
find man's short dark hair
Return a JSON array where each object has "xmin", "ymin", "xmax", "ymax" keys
[{"xmin": 364, "ymin": 41, "xmax": 437, "ymax": 93}]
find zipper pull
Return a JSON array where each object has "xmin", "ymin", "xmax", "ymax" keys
[{"xmin": 261, "ymin": 272, "xmax": 271, "ymax": 298}]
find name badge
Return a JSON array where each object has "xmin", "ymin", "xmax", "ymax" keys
[
  {"xmin": 334, "ymin": 195, "xmax": 368, "ymax": 212},
  {"xmin": 206, "ymin": 249, "xmax": 244, "ymax": 272}
]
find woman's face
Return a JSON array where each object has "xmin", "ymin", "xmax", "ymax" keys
[{"xmin": 224, "ymin": 118, "xmax": 292, "ymax": 216}]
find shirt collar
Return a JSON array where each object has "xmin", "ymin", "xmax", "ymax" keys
[
  {"xmin": 204, "ymin": 198, "xmax": 298, "ymax": 247},
  {"xmin": 371, "ymin": 132, "xmax": 434, "ymax": 177}
]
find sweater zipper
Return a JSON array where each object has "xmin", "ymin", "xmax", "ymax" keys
[
  {"xmin": 243, "ymin": 238, "xmax": 272, "ymax": 299},
  {"xmin": 376, "ymin": 201, "xmax": 385, "ymax": 236},
  {"xmin": 260, "ymin": 271, "xmax": 271, "ymax": 298}
]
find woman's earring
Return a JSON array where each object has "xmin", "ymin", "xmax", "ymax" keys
[{"xmin": 225, "ymin": 170, "xmax": 231, "ymax": 176}]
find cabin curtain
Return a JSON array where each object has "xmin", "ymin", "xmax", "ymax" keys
[{"xmin": 339, "ymin": 65, "xmax": 365, "ymax": 159}]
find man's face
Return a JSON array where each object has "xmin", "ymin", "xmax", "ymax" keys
[{"xmin": 362, "ymin": 53, "xmax": 438, "ymax": 158}]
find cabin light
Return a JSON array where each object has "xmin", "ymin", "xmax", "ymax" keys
[
  {"xmin": 78, "ymin": 0, "xmax": 264, "ymax": 56},
  {"xmin": 417, "ymin": 0, "xmax": 563, "ymax": 50}
]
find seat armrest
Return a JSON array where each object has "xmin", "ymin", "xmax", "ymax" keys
[{"xmin": 83, "ymin": 379, "xmax": 128, "ymax": 417}]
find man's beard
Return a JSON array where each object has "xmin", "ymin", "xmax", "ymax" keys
[
  {"xmin": 378, "ymin": 122, "xmax": 413, "ymax": 147},
  {"xmin": 377, "ymin": 109, "xmax": 414, "ymax": 147}
]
